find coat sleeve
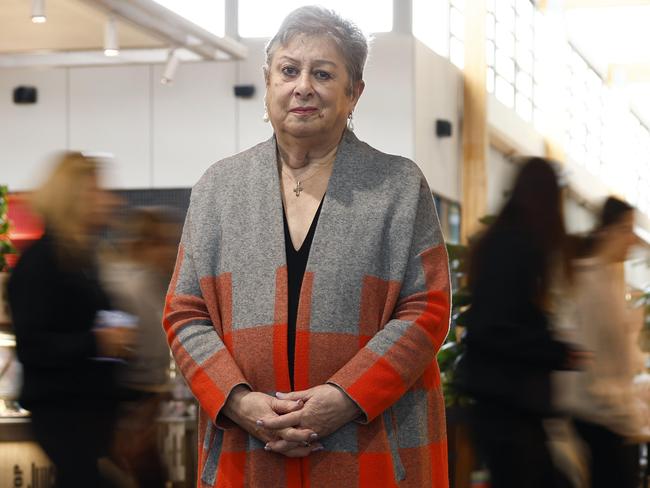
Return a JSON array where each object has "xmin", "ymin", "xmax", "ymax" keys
[
  {"xmin": 328, "ymin": 177, "xmax": 451, "ymax": 423},
  {"xmin": 163, "ymin": 205, "xmax": 251, "ymax": 424}
]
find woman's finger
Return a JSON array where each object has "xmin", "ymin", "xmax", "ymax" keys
[
  {"xmin": 277, "ymin": 427, "xmax": 318, "ymax": 443},
  {"xmin": 282, "ymin": 443, "xmax": 324, "ymax": 458},
  {"xmin": 264, "ymin": 439, "xmax": 303, "ymax": 453},
  {"xmin": 258, "ymin": 410, "xmax": 302, "ymax": 430},
  {"xmin": 275, "ymin": 389, "xmax": 311, "ymax": 401},
  {"xmin": 266, "ymin": 441, "xmax": 324, "ymax": 458},
  {"xmin": 271, "ymin": 398, "xmax": 304, "ymax": 414}
]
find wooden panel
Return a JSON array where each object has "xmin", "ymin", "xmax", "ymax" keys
[{"xmin": 461, "ymin": 0, "xmax": 488, "ymax": 244}]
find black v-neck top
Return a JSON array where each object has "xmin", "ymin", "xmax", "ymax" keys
[{"xmin": 282, "ymin": 198, "xmax": 324, "ymax": 388}]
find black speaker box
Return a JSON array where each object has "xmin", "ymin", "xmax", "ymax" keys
[
  {"xmin": 13, "ymin": 86, "xmax": 38, "ymax": 104},
  {"xmin": 234, "ymin": 84, "xmax": 255, "ymax": 98},
  {"xmin": 436, "ymin": 119, "xmax": 452, "ymax": 137}
]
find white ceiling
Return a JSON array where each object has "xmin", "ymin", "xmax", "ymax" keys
[
  {"xmin": 564, "ymin": 4, "xmax": 650, "ymax": 127},
  {"xmin": 0, "ymin": 0, "xmax": 165, "ymax": 53},
  {"xmin": 0, "ymin": 0, "xmax": 246, "ymax": 67}
]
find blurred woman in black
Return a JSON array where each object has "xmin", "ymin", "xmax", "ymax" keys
[
  {"xmin": 8, "ymin": 152, "xmax": 135, "ymax": 487},
  {"xmin": 459, "ymin": 158, "xmax": 584, "ymax": 488}
]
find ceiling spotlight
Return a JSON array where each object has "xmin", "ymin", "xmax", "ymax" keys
[
  {"xmin": 31, "ymin": 0, "xmax": 46, "ymax": 23},
  {"xmin": 104, "ymin": 16, "xmax": 119, "ymax": 57},
  {"xmin": 161, "ymin": 49, "xmax": 180, "ymax": 85}
]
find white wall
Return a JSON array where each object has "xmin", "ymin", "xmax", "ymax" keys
[
  {"xmin": 0, "ymin": 32, "xmax": 420, "ymax": 191},
  {"xmin": 0, "ymin": 69, "xmax": 67, "ymax": 190},
  {"xmin": 414, "ymin": 39, "xmax": 462, "ymax": 202},
  {"xmin": 486, "ymin": 146, "xmax": 517, "ymax": 216},
  {"xmin": 626, "ymin": 258, "xmax": 650, "ymax": 292},
  {"xmin": 152, "ymin": 61, "xmax": 237, "ymax": 187},
  {"xmin": 564, "ymin": 196, "xmax": 596, "ymax": 235},
  {"xmin": 488, "ymin": 95, "xmax": 545, "ymax": 157},
  {"xmin": 234, "ymin": 38, "xmax": 272, "ymax": 152},
  {"xmin": 69, "ymin": 65, "xmax": 151, "ymax": 188},
  {"xmin": 355, "ymin": 33, "xmax": 415, "ymax": 161}
]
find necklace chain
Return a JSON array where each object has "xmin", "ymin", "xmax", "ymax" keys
[{"xmin": 279, "ymin": 152, "xmax": 335, "ymax": 197}]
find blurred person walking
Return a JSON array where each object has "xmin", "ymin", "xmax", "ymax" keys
[
  {"xmin": 8, "ymin": 152, "xmax": 135, "ymax": 488},
  {"xmin": 458, "ymin": 158, "xmax": 585, "ymax": 488},
  {"xmin": 561, "ymin": 197, "xmax": 644, "ymax": 488},
  {"xmin": 101, "ymin": 207, "xmax": 182, "ymax": 488}
]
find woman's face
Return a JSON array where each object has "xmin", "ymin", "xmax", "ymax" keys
[{"xmin": 265, "ymin": 34, "xmax": 364, "ymax": 142}]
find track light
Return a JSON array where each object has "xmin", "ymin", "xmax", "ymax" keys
[
  {"xmin": 161, "ymin": 49, "xmax": 180, "ymax": 85},
  {"xmin": 31, "ymin": 0, "xmax": 46, "ymax": 23},
  {"xmin": 104, "ymin": 16, "xmax": 119, "ymax": 57}
]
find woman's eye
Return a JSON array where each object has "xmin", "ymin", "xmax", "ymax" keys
[
  {"xmin": 314, "ymin": 70, "xmax": 331, "ymax": 80},
  {"xmin": 281, "ymin": 66, "xmax": 298, "ymax": 76}
]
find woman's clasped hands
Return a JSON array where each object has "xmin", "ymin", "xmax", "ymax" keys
[{"xmin": 223, "ymin": 384, "xmax": 361, "ymax": 458}]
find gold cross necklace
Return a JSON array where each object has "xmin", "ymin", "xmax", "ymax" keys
[{"xmin": 279, "ymin": 152, "xmax": 336, "ymax": 197}]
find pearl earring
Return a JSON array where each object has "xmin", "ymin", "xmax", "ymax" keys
[
  {"xmin": 263, "ymin": 105, "xmax": 269, "ymax": 123},
  {"xmin": 347, "ymin": 112, "xmax": 354, "ymax": 131}
]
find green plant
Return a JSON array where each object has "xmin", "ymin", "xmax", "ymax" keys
[
  {"xmin": 0, "ymin": 185, "xmax": 16, "ymax": 272},
  {"xmin": 439, "ymin": 243, "xmax": 471, "ymax": 407}
]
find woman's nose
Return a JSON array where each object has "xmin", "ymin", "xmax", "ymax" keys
[{"xmin": 294, "ymin": 71, "xmax": 314, "ymax": 98}]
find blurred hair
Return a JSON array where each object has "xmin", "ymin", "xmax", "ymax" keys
[
  {"xmin": 575, "ymin": 196, "xmax": 635, "ymax": 258},
  {"xmin": 31, "ymin": 151, "xmax": 100, "ymax": 256},
  {"xmin": 599, "ymin": 196, "xmax": 633, "ymax": 229},
  {"xmin": 264, "ymin": 5, "xmax": 369, "ymax": 96},
  {"xmin": 469, "ymin": 157, "xmax": 566, "ymax": 305}
]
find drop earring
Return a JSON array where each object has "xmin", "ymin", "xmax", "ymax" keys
[
  {"xmin": 347, "ymin": 112, "xmax": 354, "ymax": 131},
  {"xmin": 262, "ymin": 94, "xmax": 270, "ymax": 122}
]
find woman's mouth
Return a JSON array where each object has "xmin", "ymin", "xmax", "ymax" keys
[{"xmin": 290, "ymin": 107, "xmax": 319, "ymax": 115}]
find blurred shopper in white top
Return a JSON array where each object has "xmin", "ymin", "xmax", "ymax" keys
[
  {"xmin": 560, "ymin": 197, "xmax": 644, "ymax": 488},
  {"xmin": 101, "ymin": 206, "xmax": 182, "ymax": 488}
]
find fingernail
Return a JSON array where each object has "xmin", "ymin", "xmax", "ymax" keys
[
  {"xmin": 264, "ymin": 443, "xmax": 271, "ymax": 451},
  {"xmin": 276, "ymin": 392, "xmax": 287, "ymax": 399},
  {"xmin": 295, "ymin": 400, "xmax": 303, "ymax": 406},
  {"xmin": 311, "ymin": 445, "xmax": 324, "ymax": 452},
  {"xmin": 309, "ymin": 433, "xmax": 318, "ymax": 440},
  {"xmin": 256, "ymin": 420, "xmax": 264, "ymax": 426}
]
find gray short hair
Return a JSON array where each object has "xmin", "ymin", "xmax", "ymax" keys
[{"xmin": 264, "ymin": 6, "xmax": 369, "ymax": 94}]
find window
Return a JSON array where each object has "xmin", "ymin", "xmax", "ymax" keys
[
  {"xmin": 153, "ymin": 0, "xmax": 225, "ymax": 36},
  {"xmin": 564, "ymin": 47, "xmax": 605, "ymax": 170},
  {"xmin": 238, "ymin": 0, "xmax": 393, "ymax": 38},
  {"xmin": 413, "ymin": 0, "xmax": 464, "ymax": 69},
  {"xmin": 433, "ymin": 193, "xmax": 461, "ymax": 245},
  {"xmin": 413, "ymin": 0, "xmax": 450, "ymax": 58},
  {"xmin": 488, "ymin": 0, "xmax": 534, "ymax": 118},
  {"xmin": 449, "ymin": 0, "xmax": 465, "ymax": 69},
  {"xmin": 601, "ymin": 98, "xmax": 650, "ymax": 209}
]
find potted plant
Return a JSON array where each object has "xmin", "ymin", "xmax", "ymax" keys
[{"xmin": 0, "ymin": 185, "xmax": 16, "ymax": 326}]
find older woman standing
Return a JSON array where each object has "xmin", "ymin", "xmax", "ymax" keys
[{"xmin": 164, "ymin": 6, "xmax": 450, "ymax": 487}]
